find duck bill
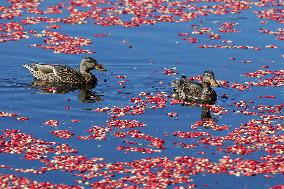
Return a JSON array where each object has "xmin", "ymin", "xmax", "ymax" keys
[
  {"xmin": 210, "ymin": 79, "xmax": 219, "ymax": 87},
  {"xmin": 95, "ymin": 64, "xmax": 107, "ymax": 71}
]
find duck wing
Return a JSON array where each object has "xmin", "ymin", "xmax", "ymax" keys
[
  {"xmin": 23, "ymin": 63, "xmax": 55, "ymax": 80},
  {"xmin": 173, "ymin": 79, "xmax": 203, "ymax": 101},
  {"xmin": 49, "ymin": 65, "xmax": 83, "ymax": 83},
  {"xmin": 182, "ymin": 81, "xmax": 203, "ymax": 100},
  {"xmin": 35, "ymin": 64, "xmax": 71, "ymax": 81},
  {"xmin": 35, "ymin": 64, "xmax": 55, "ymax": 74},
  {"xmin": 24, "ymin": 63, "xmax": 82, "ymax": 83}
]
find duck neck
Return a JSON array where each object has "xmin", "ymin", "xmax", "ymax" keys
[
  {"xmin": 201, "ymin": 77, "xmax": 207, "ymax": 84},
  {"xmin": 80, "ymin": 66, "xmax": 91, "ymax": 74},
  {"xmin": 80, "ymin": 70, "xmax": 89, "ymax": 75},
  {"xmin": 80, "ymin": 64, "xmax": 91, "ymax": 74}
]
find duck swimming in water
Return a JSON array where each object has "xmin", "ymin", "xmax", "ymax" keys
[
  {"xmin": 23, "ymin": 57, "xmax": 106, "ymax": 86},
  {"xmin": 172, "ymin": 70, "xmax": 219, "ymax": 104}
]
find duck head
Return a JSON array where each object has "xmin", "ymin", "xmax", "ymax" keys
[
  {"xmin": 80, "ymin": 57, "xmax": 107, "ymax": 73},
  {"xmin": 202, "ymin": 70, "xmax": 219, "ymax": 87}
]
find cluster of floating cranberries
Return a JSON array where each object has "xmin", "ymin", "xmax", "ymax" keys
[{"xmin": 0, "ymin": 0, "xmax": 282, "ymax": 54}]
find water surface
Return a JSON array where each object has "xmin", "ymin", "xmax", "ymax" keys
[{"xmin": 0, "ymin": 1, "xmax": 283, "ymax": 188}]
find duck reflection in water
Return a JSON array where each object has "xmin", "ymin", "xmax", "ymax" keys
[
  {"xmin": 200, "ymin": 105, "xmax": 215, "ymax": 121},
  {"xmin": 30, "ymin": 80, "xmax": 103, "ymax": 103}
]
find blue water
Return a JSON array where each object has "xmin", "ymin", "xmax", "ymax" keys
[{"xmin": 0, "ymin": 1, "xmax": 283, "ymax": 188}]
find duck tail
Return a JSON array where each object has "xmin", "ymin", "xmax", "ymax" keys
[
  {"xmin": 23, "ymin": 63, "xmax": 35, "ymax": 70},
  {"xmin": 23, "ymin": 63, "xmax": 38, "ymax": 74}
]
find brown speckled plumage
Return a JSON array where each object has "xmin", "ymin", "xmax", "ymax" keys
[
  {"xmin": 23, "ymin": 57, "xmax": 106, "ymax": 85},
  {"xmin": 172, "ymin": 70, "xmax": 219, "ymax": 104}
]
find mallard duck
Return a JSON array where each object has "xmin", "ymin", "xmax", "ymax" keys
[
  {"xmin": 23, "ymin": 57, "xmax": 106, "ymax": 85},
  {"xmin": 172, "ymin": 70, "xmax": 219, "ymax": 104}
]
